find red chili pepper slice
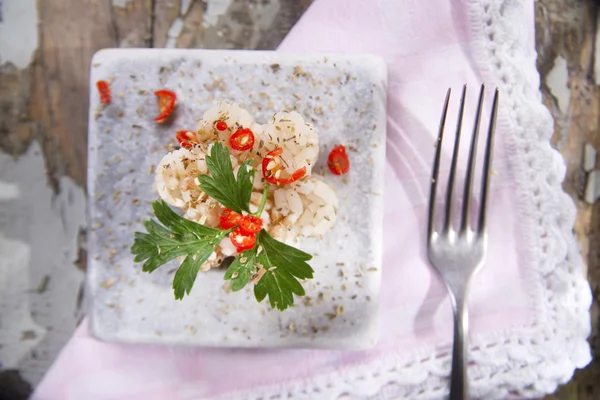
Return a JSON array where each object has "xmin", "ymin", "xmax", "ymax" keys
[
  {"xmin": 96, "ymin": 80, "xmax": 111, "ymax": 105},
  {"xmin": 230, "ymin": 228, "xmax": 256, "ymax": 252},
  {"xmin": 175, "ymin": 130, "xmax": 197, "ymax": 149},
  {"xmin": 153, "ymin": 89, "xmax": 177, "ymax": 123},
  {"xmin": 216, "ymin": 121, "xmax": 228, "ymax": 131},
  {"xmin": 229, "ymin": 128, "xmax": 255, "ymax": 151},
  {"xmin": 327, "ymin": 144, "xmax": 350, "ymax": 175},
  {"xmin": 261, "ymin": 148, "xmax": 307, "ymax": 185},
  {"xmin": 239, "ymin": 215, "xmax": 263, "ymax": 235},
  {"xmin": 220, "ymin": 209, "xmax": 243, "ymax": 230}
]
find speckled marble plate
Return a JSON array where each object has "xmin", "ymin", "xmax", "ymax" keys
[{"xmin": 87, "ymin": 49, "xmax": 386, "ymax": 349}]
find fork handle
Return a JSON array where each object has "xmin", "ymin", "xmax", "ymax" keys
[{"xmin": 449, "ymin": 292, "xmax": 468, "ymax": 400}]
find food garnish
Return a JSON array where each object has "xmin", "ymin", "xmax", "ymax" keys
[
  {"xmin": 230, "ymin": 227, "xmax": 257, "ymax": 252},
  {"xmin": 154, "ymin": 89, "xmax": 177, "ymax": 123},
  {"xmin": 229, "ymin": 128, "xmax": 255, "ymax": 151},
  {"xmin": 219, "ymin": 208, "xmax": 242, "ymax": 230},
  {"xmin": 239, "ymin": 215, "xmax": 263, "ymax": 235},
  {"xmin": 216, "ymin": 121, "xmax": 228, "ymax": 131},
  {"xmin": 262, "ymin": 148, "xmax": 307, "ymax": 185},
  {"xmin": 96, "ymin": 80, "xmax": 111, "ymax": 105},
  {"xmin": 133, "ymin": 101, "xmax": 340, "ymax": 311},
  {"xmin": 327, "ymin": 144, "xmax": 350, "ymax": 175},
  {"xmin": 175, "ymin": 130, "xmax": 197, "ymax": 149},
  {"xmin": 196, "ymin": 142, "xmax": 254, "ymax": 214},
  {"xmin": 132, "ymin": 143, "xmax": 315, "ymax": 310}
]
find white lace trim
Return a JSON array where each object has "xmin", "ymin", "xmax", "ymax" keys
[{"xmin": 216, "ymin": 1, "xmax": 592, "ymax": 399}]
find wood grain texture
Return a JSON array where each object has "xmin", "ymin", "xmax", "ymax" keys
[
  {"xmin": 536, "ymin": 0, "xmax": 600, "ymax": 399},
  {"xmin": 153, "ymin": 0, "xmax": 181, "ymax": 48},
  {"xmin": 0, "ymin": 0, "xmax": 152, "ymax": 189}
]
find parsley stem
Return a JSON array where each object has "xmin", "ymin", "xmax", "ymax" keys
[{"xmin": 253, "ymin": 185, "xmax": 269, "ymax": 217}]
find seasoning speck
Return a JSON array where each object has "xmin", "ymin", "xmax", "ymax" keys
[
  {"xmin": 101, "ymin": 277, "xmax": 117, "ymax": 289},
  {"xmin": 317, "ymin": 292, "xmax": 325, "ymax": 303},
  {"xmin": 36, "ymin": 275, "xmax": 50, "ymax": 293}
]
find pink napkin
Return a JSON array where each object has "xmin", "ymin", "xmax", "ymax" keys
[{"xmin": 33, "ymin": 0, "xmax": 591, "ymax": 399}]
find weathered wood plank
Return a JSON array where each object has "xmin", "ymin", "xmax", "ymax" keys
[
  {"xmin": 0, "ymin": 0, "xmax": 152, "ymax": 189},
  {"xmin": 175, "ymin": 1, "xmax": 206, "ymax": 49},
  {"xmin": 0, "ymin": 1, "xmax": 153, "ymax": 397},
  {"xmin": 536, "ymin": 0, "xmax": 600, "ymax": 398},
  {"xmin": 153, "ymin": 0, "xmax": 181, "ymax": 48},
  {"xmin": 110, "ymin": 0, "xmax": 154, "ymax": 47}
]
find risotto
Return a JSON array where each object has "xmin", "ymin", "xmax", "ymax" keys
[{"xmin": 154, "ymin": 101, "xmax": 338, "ymax": 271}]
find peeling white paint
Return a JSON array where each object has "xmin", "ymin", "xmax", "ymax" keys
[
  {"xmin": 111, "ymin": 0, "xmax": 133, "ymax": 8},
  {"xmin": 165, "ymin": 37, "xmax": 177, "ymax": 49},
  {"xmin": 585, "ymin": 170, "xmax": 600, "ymax": 204},
  {"xmin": 0, "ymin": 0, "xmax": 39, "ymax": 68},
  {"xmin": 584, "ymin": 143, "xmax": 597, "ymax": 172},
  {"xmin": 0, "ymin": 142, "xmax": 86, "ymax": 384},
  {"xmin": 181, "ymin": 0, "xmax": 194, "ymax": 16},
  {"xmin": 202, "ymin": 0, "xmax": 234, "ymax": 28},
  {"xmin": 0, "ymin": 181, "xmax": 20, "ymax": 200},
  {"xmin": 119, "ymin": 30, "xmax": 143, "ymax": 48},
  {"xmin": 0, "ymin": 233, "xmax": 46, "ymax": 369},
  {"xmin": 252, "ymin": 0, "xmax": 280, "ymax": 47},
  {"xmin": 167, "ymin": 17, "xmax": 184, "ymax": 38},
  {"xmin": 546, "ymin": 56, "xmax": 570, "ymax": 113}
]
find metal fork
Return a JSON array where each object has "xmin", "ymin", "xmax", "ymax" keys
[{"xmin": 427, "ymin": 84, "xmax": 499, "ymax": 400}]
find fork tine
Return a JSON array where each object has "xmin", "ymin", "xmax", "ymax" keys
[
  {"xmin": 427, "ymin": 88, "xmax": 451, "ymax": 242},
  {"xmin": 443, "ymin": 84, "xmax": 467, "ymax": 235},
  {"xmin": 459, "ymin": 85, "xmax": 485, "ymax": 234},
  {"xmin": 477, "ymin": 88, "xmax": 499, "ymax": 234}
]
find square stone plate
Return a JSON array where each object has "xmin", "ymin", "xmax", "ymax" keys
[{"xmin": 87, "ymin": 49, "xmax": 386, "ymax": 349}]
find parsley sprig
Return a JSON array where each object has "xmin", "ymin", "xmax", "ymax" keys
[
  {"xmin": 131, "ymin": 142, "xmax": 314, "ymax": 310},
  {"xmin": 223, "ymin": 230, "xmax": 313, "ymax": 310},
  {"xmin": 197, "ymin": 142, "xmax": 255, "ymax": 214},
  {"xmin": 132, "ymin": 201, "xmax": 230, "ymax": 299}
]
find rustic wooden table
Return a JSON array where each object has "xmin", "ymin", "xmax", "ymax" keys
[{"xmin": 0, "ymin": 0, "xmax": 597, "ymax": 398}]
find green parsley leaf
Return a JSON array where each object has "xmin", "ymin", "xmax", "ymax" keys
[
  {"xmin": 131, "ymin": 200, "xmax": 229, "ymax": 300},
  {"xmin": 252, "ymin": 230, "xmax": 314, "ymax": 311},
  {"xmin": 197, "ymin": 142, "xmax": 255, "ymax": 214},
  {"xmin": 223, "ymin": 248, "xmax": 257, "ymax": 291}
]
